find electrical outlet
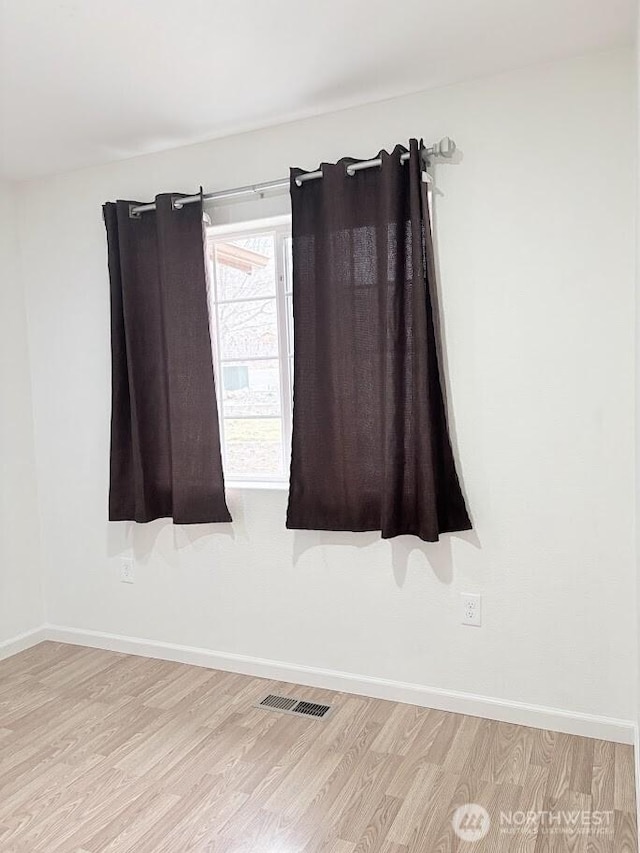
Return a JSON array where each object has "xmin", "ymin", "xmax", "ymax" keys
[
  {"xmin": 121, "ymin": 557, "xmax": 135, "ymax": 584},
  {"xmin": 461, "ymin": 593, "xmax": 481, "ymax": 627}
]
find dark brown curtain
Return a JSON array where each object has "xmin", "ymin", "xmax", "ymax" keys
[
  {"xmin": 103, "ymin": 193, "xmax": 231, "ymax": 524},
  {"xmin": 286, "ymin": 139, "xmax": 470, "ymax": 541}
]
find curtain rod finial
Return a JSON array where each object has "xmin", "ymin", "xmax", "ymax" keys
[{"xmin": 438, "ymin": 136, "xmax": 456, "ymax": 157}]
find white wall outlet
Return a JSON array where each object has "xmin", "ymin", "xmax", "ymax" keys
[
  {"xmin": 461, "ymin": 593, "xmax": 482, "ymax": 627},
  {"xmin": 121, "ymin": 557, "xmax": 135, "ymax": 584}
]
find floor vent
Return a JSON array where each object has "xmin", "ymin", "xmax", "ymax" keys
[
  {"xmin": 258, "ymin": 694, "xmax": 298, "ymax": 712},
  {"xmin": 256, "ymin": 694, "xmax": 333, "ymax": 720},
  {"xmin": 293, "ymin": 701, "xmax": 331, "ymax": 718}
]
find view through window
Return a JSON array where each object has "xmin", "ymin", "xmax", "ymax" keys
[{"xmin": 206, "ymin": 216, "xmax": 293, "ymax": 485}]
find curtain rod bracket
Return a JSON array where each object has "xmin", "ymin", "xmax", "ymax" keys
[{"xmin": 426, "ymin": 136, "xmax": 456, "ymax": 159}]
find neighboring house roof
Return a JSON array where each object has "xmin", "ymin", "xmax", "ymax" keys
[{"xmin": 213, "ymin": 241, "xmax": 269, "ymax": 274}]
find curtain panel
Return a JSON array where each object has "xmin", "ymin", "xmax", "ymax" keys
[
  {"xmin": 103, "ymin": 193, "xmax": 231, "ymax": 524},
  {"xmin": 286, "ymin": 140, "xmax": 471, "ymax": 541}
]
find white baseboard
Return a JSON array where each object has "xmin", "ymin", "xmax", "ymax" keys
[
  {"xmin": 42, "ymin": 623, "xmax": 634, "ymax": 745},
  {"xmin": 0, "ymin": 626, "xmax": 48, "ymax": 661}
]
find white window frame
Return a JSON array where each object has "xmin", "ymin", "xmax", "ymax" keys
[{"xmin": 206, "ymin": 214, "xmax": 292, "ymax": 490}]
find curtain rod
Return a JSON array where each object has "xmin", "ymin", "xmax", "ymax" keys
[{"xmin": 128, "ymin": 137, "xmax": 456, "ymax": 217}]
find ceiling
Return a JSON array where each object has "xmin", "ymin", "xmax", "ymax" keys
[{"xmin": 0, "ymin": 0, "xmax": 634, "ymax": 181}]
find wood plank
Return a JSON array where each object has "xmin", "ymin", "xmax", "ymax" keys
[{"xmin": 614, "ymin": 743, "xmax": 636, "ymax": 812}]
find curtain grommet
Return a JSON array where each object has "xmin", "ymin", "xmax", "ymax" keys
[{"xmin": 128, "ymin": 203, "xmax": 141, "ymax": 219}]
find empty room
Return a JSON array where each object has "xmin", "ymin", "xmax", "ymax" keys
[{"xmin": 0, "ymin": 1, "xmax": 639, "ymax": 850}]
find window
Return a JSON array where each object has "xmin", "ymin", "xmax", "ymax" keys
[{"xmin": 206, "ymin": 215, "xmax": 293, "ymax": 487}]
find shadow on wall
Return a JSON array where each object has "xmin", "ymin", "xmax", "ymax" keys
[
  {"xmin": 391, "ymin": 528, "xmax": 479, "ymax": 587},
  {"xmin": 292, "ymin": 526, "xmax": 480, "ymax": 588},
  {"xmin": 106, "ymin": 512, "xmax": 480, "ymax": 587},
  {"xmin": 106, "ymin": 514, "xmax": 236, "ymax": 568}
]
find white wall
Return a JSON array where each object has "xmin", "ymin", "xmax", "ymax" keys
[
  {"xmin": 18, "ymin": 49, "xmax": 636, "ymax": 723},
  {"xmin": 635, "ymin": 0, "xmax": 640, "ymax": 812},
  {"xmin": 0, "ymin": 180, "xmax": 44, "ymax": 643}
]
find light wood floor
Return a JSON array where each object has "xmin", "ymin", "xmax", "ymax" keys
[{"xmin": 0, "ymin": 643, "xmax": 636, "ymax": 852}]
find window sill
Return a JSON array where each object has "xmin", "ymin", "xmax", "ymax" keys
[{"xmin": 226, "ymin": 480, "xmax": 289, "ymax": 491}]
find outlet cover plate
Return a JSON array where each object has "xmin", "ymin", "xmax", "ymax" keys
[
  {"xmin": 121, "ymin": 557, "xmax": 135, "ymax": 584},
  {"xmin": 461, "ymin": 593, "xmax": 482, "ymax": 627}
]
